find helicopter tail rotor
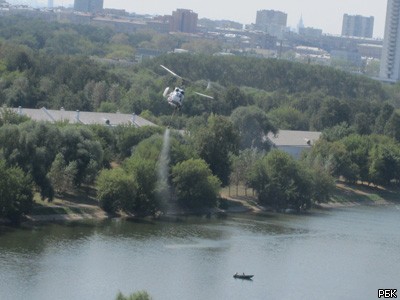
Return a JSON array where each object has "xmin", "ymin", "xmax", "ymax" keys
[{"xmin": 206, "ymin": 80, "xmax": 211, "ymax": 90}]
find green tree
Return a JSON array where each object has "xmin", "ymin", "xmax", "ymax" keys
[
  {"xmin": 224, "ymin": 86, "xmax": 249, "ymax": 111},
  {"xmin": 307, "ymin": 139, "xmax": 358, "ymax": 182},
  {"xmin": 354, "ymin": 112, "xmax": 372, "ymax": 135},
  {"xmin": 311, "ymin": 97, "xmax": 351, "ymax": 130},
  {"xmin": 49, "ymin": 153, "xmax": 77, "ymax": 195},
  {"xmin": 231, "ymin": 106, "xmax": 277, "ymax": 150},
  {"xmin": 193, "ymin": 114, "xmax": 239, "ymax": 186},
  {"xmin": 88, "ymin": 124, "xmax": 117, "ymax": 167},
  {"xmin": 342, "ymin": 134, "xmax": 371, "ymax": 183},
  {"xmin": 374, "ymin": 103, "xmax": 394, "ymax": 134},
  {"xmin": 309, "ymin": 166, "xmax": 335, "ymax": 203},
  {"xmin": 4, "ymin": 75, "xmax": 34, "ymax": 107},
  {"xmin": 115, "ymin": 126, "xmax": 163, "ymax": 159},
  {"xmin": 0, "ymin": 159, "xmax": 33, "ymax": 223},
  {"xmin": 384, "ymin": 111, "xmax": 400, "ymax": 142},
  {"xmin": 124, "ymin": 157, "xmax": 159, "ymax": 216},
  {"xmin": 172, "ymin": 158, "xmax": 221, "ymax": 211},
  {"xmin": 321, "ymin": 122, "xmax": 355, "ymax": 142},
  {"xmin": 267, "ymin": 106, "xmax": 308, "ymax": 130},
  {"xmin": 115, "ymin": 291, "xmax": 152, "ymax": 300},
  {"xmin": 0, "ymin": 106, "xmax": 29, "ymax": 126},
  {"xmin": 230, "ymin": 149, "xmax": 262, "ymax": 196},
  {"xmin": 181, "ymin": 39, "xmax": 222, "ymax": 55},
  {"xmin": 249, "ymin": 150, "xmax": 313, "ymax": 211},
  {"xmin": 369, "ymin": 143, "xmax": 400, "ymax": 186},
  {"xmin": 59, "ymin": 126, "xmax": 104, "ymax": 186},
  {"xmin": 0, "ymin": 121, "xmax": 61, "ymax": 200},
  {"xmin": 96, "ymin": 168, "xmax": 137, "ymax": 214}
]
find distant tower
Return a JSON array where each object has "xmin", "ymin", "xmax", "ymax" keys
[
  {"xmin": 48, "ymin": 0, "xmax": 53, "ymax": 8},
  {"xmin": 170, "ymin": 9, "xmax": 198, "ymax": 33},
  {"xmin": 297, "ymin": 14, "xmax": 304, "ymax": 33},
  {"xmin": 341, "ymin": 14, "xmax": 374, "ymax": 38},
  {"xmin": 380, "ymin": 0, "xmax": 400, "ymax": 81}
]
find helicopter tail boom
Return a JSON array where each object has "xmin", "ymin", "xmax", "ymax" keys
[{"xmin": 163, "ymin": 87, "xmax": 170, "ymax": 98}]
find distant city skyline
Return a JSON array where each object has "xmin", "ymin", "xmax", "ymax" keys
[{"xmin": 12, "ymin": 0, "xmax": 388, "ymax": 38}]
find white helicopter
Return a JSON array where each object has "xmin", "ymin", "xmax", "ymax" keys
[{"xmin": 160, "ymin": 64, "xmax": 213, "ymax": 110}]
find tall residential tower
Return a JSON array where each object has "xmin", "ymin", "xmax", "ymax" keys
[
  {"xmin": 74, "ymin": 0, "xmax": 103, "ymax": 13},
  {"xmin": 380, "ymin": 0, "xmax": 400, "ymax": 81},
  {"xmin": 255, "ymin": 9, "xmax": 287, "ymax": 38},
  {"xmin": 170, "ymin": 9, "xmax": 198, "ymax": 33},
  {"xmin": 341, "ymin": 14, "xmax": 374, "ymax": 38}
]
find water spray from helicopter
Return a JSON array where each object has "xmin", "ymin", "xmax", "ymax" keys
[{"xmin": 156, "ymin": 128, "xmax": 173, "ymax": 212}]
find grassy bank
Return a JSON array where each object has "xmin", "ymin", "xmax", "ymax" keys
[
  {"xmin": 321, "ymin": 181, "xmax": 400, "ymax": 208},
  {"xmin": 27, "ymin": 189, "xmax": 107, "ymax": 222},
  {"xmin": 24, "ymin": 181, "xmax": 400, "ymax": 223},
  {"xmin": 221, "ymin": 182, "xmax": 400, "ymax": 212}
]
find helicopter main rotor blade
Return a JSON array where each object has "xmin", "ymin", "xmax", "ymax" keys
[
  {"xmin": 160, "ymin": 65, "xmax": 183, "ymax": 80},
  {"xmin": 194, "ymin": 92, "xmax": 214, "ymax": 99}
]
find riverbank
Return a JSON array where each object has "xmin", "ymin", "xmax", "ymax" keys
[
  {"xmin": 220, "ymin": 181, "xmax": 400, "ymax": 213},
  {"xmin": 22, "ymin": 190, "xmax": 108, "ymax": 224},
  {"xmin": 15, "ymin": 181, "xmax": 400, "ymax": 224},
  {"xmin": 317, "ymin": 181, "xmax": 400, "ymax": 209}
]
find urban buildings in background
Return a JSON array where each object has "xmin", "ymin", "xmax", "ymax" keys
[
  {"xmin": 170, "ymin": 9, "xmax": 198, "ymax": 33},
  {"xmin": 0, "ymin": 0, "xmax": 388, "ymax": 79},
  {"xmin": 255, "ymin": 9, "xmax": 287, "ymax": 38},
  {"xmin": 74, "ymin": 0, "xmax": 103, "ymax": 13},
  {"xmin": 47, "ymin": 0, "xmax": 53, "ymax": 8},
  {"xmin": 341, "ymin": 14, "xmax": 374, "ymax": 38},
  {"xmin": 380, "ymin": 0, "xmax": 400, "ymax": 82}
]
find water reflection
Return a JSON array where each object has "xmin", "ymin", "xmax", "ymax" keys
[{"xmin": 0, "ymin": 206, "xmax": 399, "ymax": 300}]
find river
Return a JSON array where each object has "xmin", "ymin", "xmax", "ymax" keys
[{"xmin": 0, "ymin": 205, "xmax": 399, "ymax": 300}]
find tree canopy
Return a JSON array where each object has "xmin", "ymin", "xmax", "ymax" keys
[
  {"xmin": 0, "ymin": 159, "xmax": 33, "ymax": 223},
  {"xmin": 2, "ymin": 15, "xmax": 400, "ymax": 220}
]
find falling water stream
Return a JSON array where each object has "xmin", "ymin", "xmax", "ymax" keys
[{"xmin": 156, "ymin": 128, "xmax": 172, "ymax": 210}]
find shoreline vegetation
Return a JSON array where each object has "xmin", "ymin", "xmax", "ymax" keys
[{"xmin": 8, "ymin": 181, "xmax": 399, "ymax": 226}]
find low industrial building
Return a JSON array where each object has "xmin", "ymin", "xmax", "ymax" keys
[
  {"xmin": 267, "ymin": 130, "xmax": 321, "ymax": 159},
  {"xmin": 12, "ymin": 107, "xmax": 156, "ymax": 127}
]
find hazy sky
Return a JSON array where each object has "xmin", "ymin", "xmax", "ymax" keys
[{"xmin": 53, "ymin": 0, "xmax": 388, "ymax": 38}]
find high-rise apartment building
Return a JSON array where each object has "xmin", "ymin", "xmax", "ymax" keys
[
  {"xmin": 74, "ymin": 0, "xmax": 103, "ymax": 13},
  {"xmin": 341, "ymin": 14, "xmax": 374, "ymax": 38},
  {"xmin": 170, "ymin": 9, "xmax": 198, "ymax": 33},
  {"xmin": 380, "ymin": 0, "xmax": 400, "ymax": 81},
  {"xmin": 48, "ymin": 0, "xmax": 53, "ymax": 8},
  {"xmin": 255, "ymin": 10, "xmax": 287, "ymax": 38}
]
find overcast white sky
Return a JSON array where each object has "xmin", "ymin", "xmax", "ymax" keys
[{"xmin": 52, "ymin": 0, "xmax": 388, "ymax": 38}]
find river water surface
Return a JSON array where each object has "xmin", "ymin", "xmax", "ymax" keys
[{"xmin": 0, "ymin": 205, "xmax": 399, "ymax": 300}]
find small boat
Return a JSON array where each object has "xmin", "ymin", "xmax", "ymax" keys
[{"xmin": 233, "ymin": 273, "xmax": 254, "ymax": 280}]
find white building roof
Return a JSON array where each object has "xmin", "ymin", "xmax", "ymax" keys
[
  {"xmin": 12, "ymin": 107, "xmax": 156, "ymax": 128},
  {"xmin": 267, "ymin": 130, "xmax": 321, "ymax": 147}
]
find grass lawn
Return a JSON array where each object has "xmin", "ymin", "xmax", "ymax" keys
[
  {"xmin": 31, "ymin": 188, "xmax": 102, "ymax": 216},
  {"xmin": 330, "ymin": 181, "xmax": 400, "ymax": 205},
  {"xmin": 222, "ymin": 181, "xmax": 400, "ymax": 209}
]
